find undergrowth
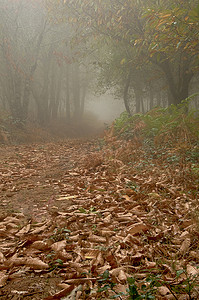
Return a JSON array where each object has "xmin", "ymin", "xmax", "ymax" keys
[
  {"xmin": 114, "ymin": 99, "xmax": 199, "ymax": 147},
  {"xmin": 95, "ymin": 267, "xmax": 199, "ymax": 299},
  {"xmin": 112, "ymin": 100, "xmax": 199, "ymax": 176}
]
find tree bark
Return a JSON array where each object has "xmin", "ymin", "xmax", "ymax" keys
[{"xmin": 123, "ymin": 70, "xmax": 132, "ymax": 116}]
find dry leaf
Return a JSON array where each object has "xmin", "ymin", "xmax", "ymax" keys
[
  {"xmin": 118, "ymin": 270, "xmax": 127, "ymax": 282},
  {"xmin": 88, "ymin": 235, "xmax": 106, "ymax": 243},
  {"xmin": 158, "ymin": 286, "xmax": 170, "ymax": 296},
  {"xmin": 92, "ymin": 251, "xmax": 104, "ymax": 266},
  {"xmin": 57, "ymin": 195, "xmax": 78, "ymax": 201},
  {"xmin": 30, "ymin": 224, "xmax": 48, "ymax": 234},
  {"xmin": 128, "ymin": 222, "xmax": 149, "ymax": 235},
  {"xmin": 187, "ymin": 264, "xmax": 199, "ymax": 276},
  {"xmin": 43, "ymin": 284, "xmax": 75, "ymax": 300},
  {"xmin": 16, "ymin": 224, "xmax": 31, "ymax": 236},
  {"xmin": 0, "ymin": 271, "xmax": 8, "ymax": 287},
  {"xmin": 25, "ymin": 257, "xmax": 49, "ymax": 269},
  {"xmin": 103, "ymin": 214, "xmax": 112, "ymax": 224},
  {"xmin": 0, "ymin": 252, "xmax": 6, "ymax": 263},
  {"xmin": 84, "ymin": 249, "xmax": 99, "ymax": 259},
  {"xmin": 179, "ymin": 238, "xmax": 191, "ymax": 254},
  {"xmin": 64, "ymin": 278, "xmax": 96, "ymax": 284},
  {"xmin": 51, "ymin": 240, "xmax": 67, "ymax": 252},
  {"xmin": 31, "ymin": 241, "xmax": 49, "ymax": 251}
]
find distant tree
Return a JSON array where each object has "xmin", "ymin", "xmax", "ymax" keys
[
  {"xmin": 0, "ymin": 0, "xmax": 48, "ymax": 125},
  {"xmin": 62, "ymin": 0, "xmax": 199, "ymax": 108},
  {"xmin": 0, "ymin": 0, "xmax": 92, "ymax": 127}
]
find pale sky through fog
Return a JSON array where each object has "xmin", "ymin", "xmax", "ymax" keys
[{"xmin": 86, "ymin": 95, "xmax": 125, "ymax": 123}]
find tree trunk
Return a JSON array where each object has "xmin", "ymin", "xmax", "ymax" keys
[
  {"xmin": 160, "ymin": 60, "xmax": 193, "ymax": 106},
  {"xmin": 72, "ymin": 63, "xmax": 81, "ymax": 121},
  {"xmin": 22, "ymin": 78, "xmax": 31, "ymax": 120},
  {"xmin": 123, "ymin": 70, "xmax": 132, "ymax": 116},
  {"xmin": 149, "ymin": 83, "xmax": 154, "ymax": 110},
  {"xmin": 65, "ymin": 66, "xmax": 71, "ymax": 121}
]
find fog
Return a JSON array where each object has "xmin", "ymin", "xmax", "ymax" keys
[
  {"xmin": 85, "ymin": 94, "xmax": 125, "ymax": 123},
  {"xmin": 0, "ymin": 0, "xmax": 198, "ymax": 141}
]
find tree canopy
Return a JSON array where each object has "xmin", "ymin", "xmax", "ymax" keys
[{"xmin": 55, "ymin": 0, "xmax": 199, "ymax": 110}]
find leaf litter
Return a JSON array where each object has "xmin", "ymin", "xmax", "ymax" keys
[{"xmin": 0, "ymin": 137, "xmax": 198, "ymax": 299}]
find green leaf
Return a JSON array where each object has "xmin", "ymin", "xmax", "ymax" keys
[{"xmin": 176, "ymin": 269, "xmax": 184, "ymax": 277}]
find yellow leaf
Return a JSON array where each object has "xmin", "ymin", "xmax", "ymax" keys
[
  {"xmin": 161, "ymin": 14, "xmax": 171, "ymax": 18},
  {"xmin": 57, "ymin": 195, "xmax": 78, "ymax": 201}
]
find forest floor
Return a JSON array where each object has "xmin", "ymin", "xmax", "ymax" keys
[{"xmin": 0, "ymin": 133, "xmax": 199, "ymax": 299}]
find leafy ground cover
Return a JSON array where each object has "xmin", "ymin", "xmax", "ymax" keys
[{"xmin": 0, "ymin": 106, "xmax": 199, "ymax": 299}]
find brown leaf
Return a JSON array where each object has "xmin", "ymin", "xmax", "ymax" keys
[
  {"xmin": 124, "ymin": 234, "xmax": 141, "ymax": 246},
  {"xmin": 84, "ymin": 249, "xmax": 99, "ymax": 260},
  {"xmin": 92, "ymin": 251, "xmax": 104, "ymax": 267},
  {"xmin": 64, "ymin": 278, "xmax": 96, "ymax": 284},
  {"xmin": 25, "ymin": 257, "xmax": 49, "ymax": 269},
  {"xmin": 128, "ymin": 222, "xmax": 149, "ymax": 235},
  {"xmin": 30, "ymin": 224, "xmax": 48, "ymax": 234},
  {"xmin": 103, "ymin": 214, "xmax": 112, "ymax": 224},
  {"xmin": 43, "ymin": 284, "xmax": 75, "ymax": 300},
  {"xmin": 51, "ymin": 240, "xmax": 67, "ymax": 252},
  {"xmin": 88, "ymin": 235, "xmax": 106, "ymax": 243},
  {"xmin": 118, "ymin": 270, "xmax": 127, "ymax": 282},
  {"xmin": 158, "ymin": 286, "xmax": 170, "ymax": 296},
  {"xmin": 179, "ymin": 238, "xmax": 191, "ymax": 254},
  {"xmin": 187, "ymin": 264, "xmax": 199, "ymax": 276},
  {"xmin": 31, "ymin": 241, "xmax": 49, "ymax": 251},
  {"xmin": 69, "ymin": 234, "xmax": 79, "ymax": 241},
  {"xmin": 106, "ymin": 252, "xmax": 118, "ymax": 268},
  {"xmin": 130, "ymin": 253, "xmax": 144, "ymax": 265},
  {"xmin": 0, "ymin": 252, "xmax": 6, "ymax": 264},
  {"xmin": 16, "ymin": 224, "xmax": 31, "ymax": 236},
  {"xmin": 0, "ymin": 271, "xmax": 8, "ymax": 287}
]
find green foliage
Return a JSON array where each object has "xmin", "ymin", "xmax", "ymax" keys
[
  {"xmin": 97, "ymin": 270, "xmax": 125, "ymax": 299},
  {"xmin": 127, "ymin": 268, "xmax": 199, "ymax": 299},
  {"xmin": 114, "ymin": 100, "xmax": 199, "ymax": 147},
  {"xmin": 143, "ymin": 0, "xmax": 199, "ymax": 62},
  {"xmin": 50, "ymin": 227, "xmax": 71, "ymax": 242},
  {"xmin": 127, "ymin": 276, "xmax": 161, "ymax": 299},
  {"xmin": 78, "ymin": 206, "xmax": 98, "ymax": 214},
  {"xmin": 46, "ymin": 251, "xmax": 64, "ymax": 271},
  {"xmin": 95, "ymin": 266, "xmax": 199, "ymax": 299}
]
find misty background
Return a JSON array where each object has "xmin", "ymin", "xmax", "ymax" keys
[{"xmin": 0, "ymin": 0, "xmax": 198, "ymax": 140}]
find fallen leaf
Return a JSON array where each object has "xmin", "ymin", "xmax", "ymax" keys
[
  {"xmin": 25, "ymin": 257, "xmax": 49, "ymax": 269},
  {"xmin": 0, "ymin": 271, "xmax": 8, "ymax": 287},
  {"xmin": 118, "ymin": 269, "xmax": 127, "ymax": 282},
  {"xmin": 57, "ymin": 195, "xmax": 78, "ymax": 201},
  {"xmin": 187, "ymin": 264, "xmax": 199, "ymax": 276},
  {"xmin": 0, "ymin": 252, "xmax": 6, "ymax": 263},
  {"xmin": 43, "ymin": 284, "xmax": 75, "ymax": 300},
  {"xmin": 158, "ymin": 286, "xmax": 170, "ymax": 296},
  {"xmin": 128, "ymin": 222, "xmax": 149, "ymax": 235},
  {"xmin": 31, "ymin": 241, "xmax": 49, "ymax": 251},
  {"xmin": 16, "ymin": 224, "xmax": 31, "ymax": 236},
  {"xmin": 179, "ymin": 238, "xmax": 191, "ymax": 254},
  {"xmin": 51, "ymin": 240, "xmax": 67, "ymax": 252},
  {"xmin": 88, "ymin": 235, "xmax": 106, "ymax": 243}
]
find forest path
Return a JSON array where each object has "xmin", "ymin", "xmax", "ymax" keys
[
  {"xmin": 0, "ymin": 140, "xmax": 95, "ymax": 220},
  {"xmin": 0, "ymin": 139, "xmax": 198, "ymax": 299}
]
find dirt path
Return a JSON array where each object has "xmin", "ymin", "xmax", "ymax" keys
[
  {"xmin": 0, "ymin": 139, "xmax": 198, "ymax": 299},
  {"xmin": 0, "ymin": 139, "xmax": 98, "ymax": 299},
  {"xmin": 0, "ymin": 140, "xmax": 93, "ymax": 219}
]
